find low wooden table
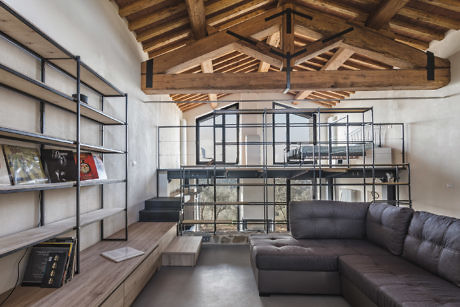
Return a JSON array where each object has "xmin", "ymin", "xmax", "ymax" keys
[{"xmin": 162, "ymin": 236, "xmax": 202, "ymax": 267}]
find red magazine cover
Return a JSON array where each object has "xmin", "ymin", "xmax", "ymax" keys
[{"xmin": 74, "ymin": 153, "xmax": 98, "ymax": 181}]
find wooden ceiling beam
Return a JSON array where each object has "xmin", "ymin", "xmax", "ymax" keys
[
  {"xmin": 201, "ymin": 59, "xmax": 218, "ymax": 102},
  {"xmin": 213, "ymin": 7, "xmax": 269, "ymax": 31},
  {"xmin": 296, "ymin": 47, "xmax": 354, "ymax": 99},
  {"xmin": 136, "ymin": 17, "xmax": 189, "ymax": 43},
  {"xmin": 415, "ymin": 0, "xmax": 460, "ymax": 13},
  {"xmin": 147, "ymin": 38, "xmax": 193, "ymax": 58},
  {"xmin": 143, "ymin": 30, "xmax": 190, "ymax": 52},
  {"xmin": 119, "ymin": 0, "xmax": 167, "ymax": 17},
  {"xmin": 185, "ymin": 0, "xmax": 207, "ymax": 39},
  {"xmin": 143, "ymin": 68, "xmax": 450, "ymax": 94},
  {"xmin": 389, "ymin": 19, "xmax": 445, "ymax": 41},
  {"xmin": 143, "ymin": 7, "xmax": 283, "ymax": 73},
  {"xmin": 296, "ymin": 0, "xmax": 362, "ymax": 20},
  {"xmin": 293, "ymin": 5, "xmax": 449, "ymax": 69},
  {"xmin": 397, "ymin": 7, "xmax": 460, "ymax": 30},
  {"xmin": 233, "ymin": 38, "xmax": 284, "ymax": 68},
  {"xmin": 366, "ymin": 0, "xmax": 410, "ymax": 29},
  {"xmin": 207, "ymin": 0, "xmax": 272, "ymax": 27},
  {"xmin": 292, "ymin": 37, "xmax": 344, "ymax": 66},
  {"xmin": 259, "ymin": 32, "xmax": 281, "ymax": 72},
  {"xmin": 394, "ymin": 34, "xmax": 429, "ymax": 50},
  {"xmin": 128, "ymin": 2, "xmax": 187, "ymax": 31}
]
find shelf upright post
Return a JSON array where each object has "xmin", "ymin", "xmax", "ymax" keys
[
  {"xmin": 317, "ymin": 108, "xmax": 322, "ymax": 200},
  {"xmin": 39, "ymin": 58, "xmax": 46, "ymax": 227},
  {"xmin": 212, "ymin": 111, "xmax": 217, "ymax": 234},
  {"xmin": 371, "ymin": 108, "xmax": 376, "ymax": 203},
  {"xmin": 124, "ymin": 93, "xmax": 129, "ymax": 240},
  {"xmin": 362, "ymin": 111, "xmax": 366, "ymax": 202},
  {"xmin": 100, "ymin": 96, "xmax": 105, "ymax": 241},
  {"xmin": 75, "ymin": 56, "xmax": 81, "ymax": 274}
]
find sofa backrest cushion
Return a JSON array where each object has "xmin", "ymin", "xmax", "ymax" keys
[
  {"xmin": 290, "ymin": 201, "xmax": 370, "ymax": 240},
  {"xmin": 403, "ymin": 211, "xmax": 460, "ymax": 287},
  {"xmin": 366, "ymin": 203, "xmax": 413, "ymax": 255}
]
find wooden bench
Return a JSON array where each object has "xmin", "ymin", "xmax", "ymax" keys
[
  {"xmin": 162, "ymin": 236, "xmax": 202, "ymax": 267},
  {"xmin": 1, "ymin": 222, "xmax": 177, "ymax": 307}
]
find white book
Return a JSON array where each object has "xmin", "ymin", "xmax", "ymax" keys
[
  {"xmin": 0, "ymin": 146, "xmax": 11, "ymax": 185},
  {"xmin": 92, "ymin": 154, "xmax": 107, "ymax": 180},
  {"xmin": 101, "ymin": 247, "xmax": 144, "ymax": 263}
]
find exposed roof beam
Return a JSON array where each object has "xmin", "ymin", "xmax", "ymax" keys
[
  {"xmin": 119, "ymin": 0, "xmax": 167, "ymax": 17},
  {"xmin": 389, "ymin": 19, "xmax": 445, "ymax": 41},
  {"xmin": 293, "ymin": 5, "xmax": 449, "ymax": 69},
  {"xmin": 233, "ymin": 38, "xmax": 284, "ymax": 68},
  {"xmin": 128, "ymin": 2, "xmax": 187, "ymax": 31},
  {"xmin": 143, "ymin": 7, "xmax": 283, "ymax": 74},
  {"xmin": 292, "ymin": 37, "xmax": 344, "ymax": 66},
  {"xmin": 398, "ymin": 7, "xmax": 460, "ymax": 30},
  {"xmin": 258, "ymin": 32, "xmax": 281, "ymax": 72},
  {"xmin": 136, "ymin": 17, "xmax": 189, "ymax": 43},
  {"xmin": 143, "ymin": 68, "xmax": 450, "ymax": 94},
  {"xmin": 207, "ymin": 0, "xmax": 272, "ymax": 27},
  {"xmin": 416, "ymin": 0, "xmax": 460, "ymax": 13},
  {"xmin": 296, "ymin": 47, "xmax": 354, "ymax": 99},
  {"xmin": 185, "ymin": 0, "xmax": 207, "ymax": 39},
  {"xmin": 366, "ymin": 0, "xmax": 410, "ymax": 29}
]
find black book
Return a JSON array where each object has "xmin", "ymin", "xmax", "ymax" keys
[
  {"xmin": 48, "ymin": 237, "xmax": 77, "ymax": 282},
  {"xmin": 41, "ymin": 149, "xmax": 77, "ymax": 183},
  {"xmin": 41, "ymin": 252, "xmax": 68, "ymax": 288}
]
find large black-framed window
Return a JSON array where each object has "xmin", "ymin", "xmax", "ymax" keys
[
  {"xmin": 272, "ymin": 102, "xmax": 312, "ymax": 164},
  {"xmin": 196, "ymin": 103, "xmax": 239, "ymax": 165}
]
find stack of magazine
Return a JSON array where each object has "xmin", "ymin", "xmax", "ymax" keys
[
  {"xmin": 22, "ymin": 238, "xmax": 77, "ymax": 288},
  {"xmin": 0, "ymin": 144, "xmax": 107, "ymax": 186}
]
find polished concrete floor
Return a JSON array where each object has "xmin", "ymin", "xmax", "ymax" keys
[{"xmin": 133, "ymin": 245, "xmax": 350, "ymax": 307}]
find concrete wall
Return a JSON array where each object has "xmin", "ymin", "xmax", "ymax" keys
[{"xmin": 0, "ymin": 0, "xmax": 181, "ymax": 293}]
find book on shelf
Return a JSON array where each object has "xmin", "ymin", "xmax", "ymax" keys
[
  {"xmin": 74, "ymin": 153, "xmax": 98, "ymax": 181},
  {"xmin": 22, "ymin": 238, "xmax": 77, "ymax": 288},
  {"xmin": 92, "ymin": 154, "xmax": 107, "ymax": 180},
  {"xmin": 2, "ymin": 145, "xmax": 48, "ymax": 185},
  {"xmin": 101, "ymin": 247, "xmax": 144, "ymax": 263},
  {"xmin": 0, "ymin": 146, "xmax": 11, "ymax": 185},
  {"xmin": 41, "ymin": 149, "xmax": 78, "ymax": 183}
]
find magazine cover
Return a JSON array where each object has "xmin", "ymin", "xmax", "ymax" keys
[
  {"xmin": 92, "ymin": 154, "xmax": 107, "ymax": 180},
  {"xmin": 0, "ymin": 146, "xmax": 11, "ymax": 185},
  {"xmin": 42, "ymin": 149, "xmax": 78, "ymax": 183},
  {"xmin": 74, "ymin": 153, "xmax": 98, "ymax": 180},
  {"xmin": 3, "ymin": 145, "xmax": 48, "ymax": 185}
]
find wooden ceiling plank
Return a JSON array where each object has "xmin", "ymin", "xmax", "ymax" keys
[
  {"xmin": 233, "ymin": 38, "xmax": 284, "ymax": 68},
  {"xmin": 296, "ymin": 0, "xmax": 362, "ymax": 20},
  {"xmin": 296, "ymin": 47, "xmax": 353, "ymax": 99},
  {"xmin": 415, "ymin": 0, "xmax": 460, "ymax": 13},
  {"xmin": 185, "ymin": 0, "xmax": 207, "ymax": 39},
  {"xmin": 389, "ymin": 19, "xmax": 445, "ymax": 41},
  {"xmin": 398, "ymin": 6, "xmax": 460, "ymax": 30},
  {"xmin": 136, "ymin": 17, "xmax": 189, "ymax": 43},
  {"xmin": 214, "ymin": 7, "xmax": 269, "ymax": 30},
  {"xmin": 148, "ymin": 38, "xmax": 193, "ymax": 58},
  {"xmin": 258, "ymin": 31, "xmax": 281, "ymax": 72},
  {"xmin": 366, "ymin": 0, "xmax": 410, "ymax": 29},
  {"xmin": 142, "ymin": 7, "xmax": 283, "ymax": 73},
  {"xmin": 207, "ymin": 0, "xmax": 272, "ymax": 26},
  {"xmin": 143, "ymin": 68, "xmax": 450, "ymax": 94},
  {"xmin": 128, "ymin": 2, "xmax": 187, "ymax": 31},
  {"xmin": 143, "ymin": 30, "xmax": 190, "ymax": 52},
  {"xmin": 394, "ymin": 34, "xmax": 429, "ymax": 50},
  {"xmin": 292, "ymin": 37, "xmax": 344, "ymax": 66},
  {"xmin": 119, "ymin": 0, "xmax": 167, "ymax": 17}
]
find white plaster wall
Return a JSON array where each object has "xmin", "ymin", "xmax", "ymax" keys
[{"xmin": 0, "ymin": 0, "xmax": 181, "ymax": 293}]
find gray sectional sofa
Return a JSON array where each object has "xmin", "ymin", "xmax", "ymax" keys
[{"xmin": 249, "ymin": 201, "xmax": 460, "ymax": 306}]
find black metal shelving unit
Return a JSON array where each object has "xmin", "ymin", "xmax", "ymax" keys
[{"xmin": 0, "ymin": 1, "xmax": 128, "ymax": 274}]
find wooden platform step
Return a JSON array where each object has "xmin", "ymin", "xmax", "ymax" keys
[{"xmin": 162, "ymin": 236, "xmax": 202, "ymax": 267}]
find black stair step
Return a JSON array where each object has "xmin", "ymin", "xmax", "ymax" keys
[
  {"xmin": 145, "ymin": 197, "xmax": 181, "ymax": 210},
  {"xmin": 139, "ymin": 209, "xmax": 180, "ymax": 222}
]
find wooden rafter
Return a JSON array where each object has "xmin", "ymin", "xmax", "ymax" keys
[
  {"xmin": 128, "ymin": 2, "xmax": 187, "ymax": 31},
  {"xmin": 366, "ymin": 0, "xmax": 410, "ymax": 29},
  {"xmin": 119, "ymin": 0, "xmax": 167, "ymax": 17},
  {"xmin": 296, "ymin": 47, "xmax": 354, "ymax": 99},
  {"xmin": 258, "ymin": 32, "xmax": 281, "ymax": 72},
  {"xmin": 185, "ymin": 0, "xmax": 207, "ymax": 39},
  {"xmin": 142, "ymin": 68, "xmax": 450, "ymax": 94},
  {"xmin": 143, "ymin": 7, "xmax": 283, "ymax": 74}
]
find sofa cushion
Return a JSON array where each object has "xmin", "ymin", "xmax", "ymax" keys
[
  {"xmin": 250, "ymin": 235, "xmax": 389, "ymax": 271},
  {"xmin": 289, "ymin": 201, "xmax": 370, "ymax": 240},
  {"xmin": 403, "ymin": 211, "xmax": 460, "ymax": 287},
  {"xmin": 366, "ymin": 203, "xmax": 413, "ymax": 255},
  {"xmin": 340, "ymin": 254, "xmax": 460, "ymax": 306}
]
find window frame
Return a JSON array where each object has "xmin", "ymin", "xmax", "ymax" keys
[{"xmin": 195, "ymin": 103, "xmax": 239, "ymax": 165}]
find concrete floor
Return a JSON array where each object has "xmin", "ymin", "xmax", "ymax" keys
[{"xmin": 133, "ymin": 245, "xmax": 350, "ymax": 307}]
